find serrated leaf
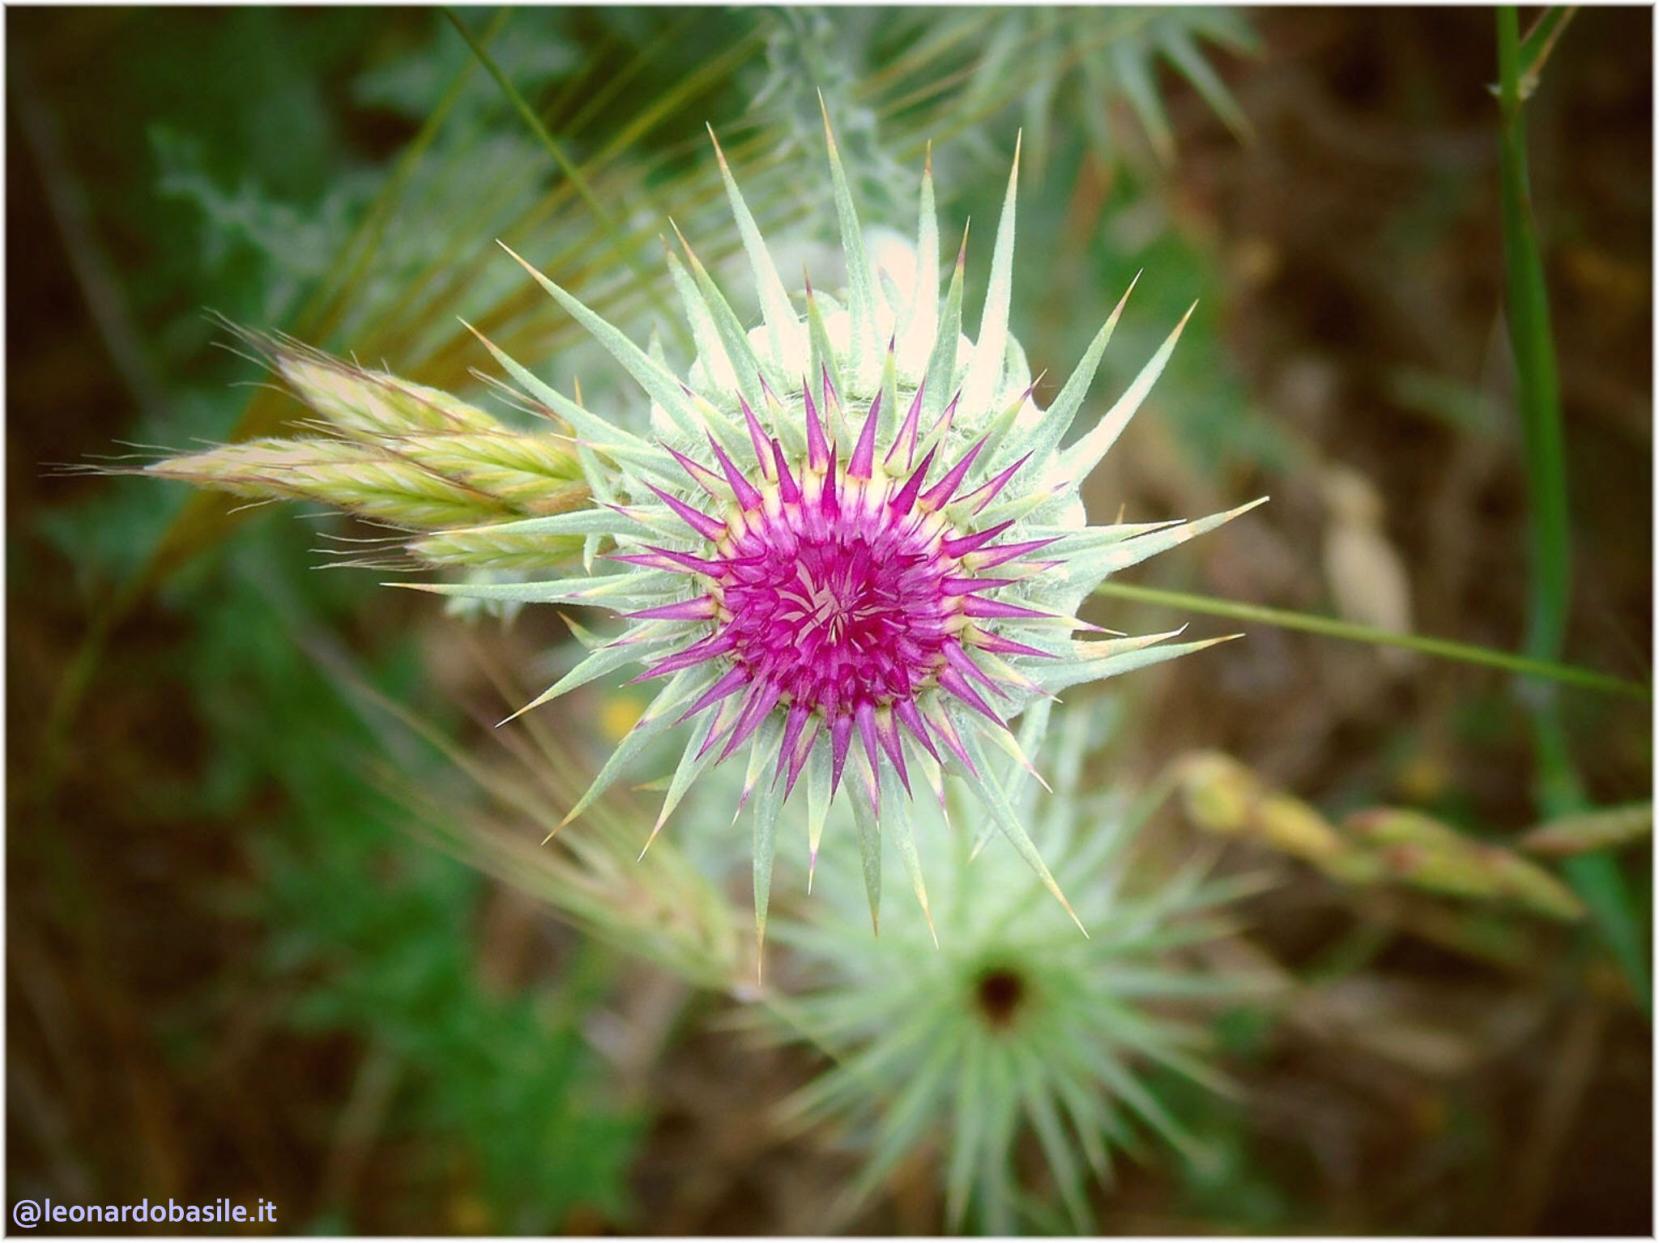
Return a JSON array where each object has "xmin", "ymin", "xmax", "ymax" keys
[
  {"xmin": 389, "ymin": 569, "xmax": 677, "ymax": 607},
  {"xmin": 751, "ymin": 726, "xmax": 787, "ymax": 971},
  {"xmin": 849, "ymin": 782, "xmax": 884, "ymax": 933},
  {"xmin": 904, "ymin": 148, "xmax": 940, "ymax": 364},
  {"xmin": 806, "ymin": 741, "xmax": 832, "ymax": 890},
  {"xmin": 1055, "ymin": 301, "xmax": 1195, "ymax": 487},
  {"xmin": 961, "ymin": 726, "xmax": 1085, "ymax": 935},
  {"xmin": 497, "ymin": 243, "xmax": 704, "ymax": 434},
  {"xmin": 821, "ymin": 107, "xmax": 878, "ymax": 388},
  {"xmin": 666, "ymin": 248, "xmax": 740, "ymax": 407},
  {"xmin": 962, "ymin": 138, "xmax": 1020, "ymax": 415},
  {"xmin": 805, "ymin": 283, "xmax": 843, "ymax": 436},
  {"xmin": 465, "ymin": 324, "xmax": 679, "ymax": 482},
  {"xmin": 642, "ymin": 713, "xmax": 725, "ymax": 856},
  {"xmin": 887, "ymin": 788, "xmax": 936, "ymax": 946},
  {"xmin": 560, "ymin": 665, "xmax": 710, "ymax": 827},
  {"xmin": 709, "ymin": 126, "xmax": 802, "ymax": 371},
  {"xmin": 1033, "ymin": 632, "xmax": 1237, "ymax": 696},
  {"xmin": 500, "ymin": 629, "xmax": 670, "ymax": 724},
  {"xmin": 438, "ymin": 505, "xmax": 654, "ymax": 542},
  {"xmin": 922, "ymin": 226, "xmax": 967, "ymax": 422},
  {"xmin": 994, "ymin": 274, "xmax": 1138, "ymax": 475},
  {"xmin": 673, "ymin": 225, "xmax": 777, "ymax": 418},
  {"xmin": 1058, "ymin": 497, "xmax": 1267, "ymax": 592}
]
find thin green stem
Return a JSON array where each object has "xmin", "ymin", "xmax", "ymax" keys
[
  {"xmin": 1498, "ymin": 8, "xmax": 1572, "ymax": 666},
  {"xmin": 1497, "ymin": 6, "xmax": 1646, "ymax": 1008},
  {"xmin": 441, "ymin": 6, "xmax": 673, "ymax": 325},
  {"xmin": 305, "ymin": 7, "xmax": 507, "ymax": 342},
  {"xmin": 1091, "ymin": 581, "xmax": 1647, "ymax": 700}
]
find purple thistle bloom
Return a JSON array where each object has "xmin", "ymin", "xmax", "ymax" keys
[
  {"xmin": 386, "ymin": 119, "xmax": 1265, "ymax": 949},
  {"xmin": 636, "ymin": 375, "xmax": 1033, "ymax": 814}
]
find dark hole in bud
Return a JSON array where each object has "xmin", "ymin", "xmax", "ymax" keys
[{"xmin": 974, "ymin": 966, "xmax": 1027, "ymax": 1028}]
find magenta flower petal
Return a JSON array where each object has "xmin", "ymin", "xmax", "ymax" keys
[
  {"xmin": 770, "ymin": 440, "xmax": 801, "ymax": 503},
  {"xmin": 938, "ymin": 665, "xmax": 1005, "ymax": 725},
  {"xmin": 968, "ymin": 536, "xmax": 1063, "ymax": 570},
  {"xmin": 664, "ymin": 444, "xmax": 726, "ymax": 497},
  {"xmin": 959, "ymin": 453, "xmax": 1031, "ymax": 514},
  {"xmin": 848, "ymin": 392, "xmax": 882, "ymax": 479},
  {"xmin": 718, "ymin": 679, "xmax": 782, "ymax": 762},
  {"xmin": 627, "ymin": 596, "xmax": 718, "ymax": 622},
  {"xmin": 874, "ymin": 709, "xmax": 911, "ymax": 795},
  {"xmin": 774, "ymin": 701, "xmax": 811, "ymax": 789},
  {"xmin": 917, "ymin": 436, "xmax": 988, "ymax": 511},
  {"xmin": 886, "ymin": 445, "xmax": 938, "ymax": 519},
  {"xmin": 674, "ymin": 664, "xmax": 748, "ymax": 724},
  {"xmin": 944, "ymin": 642, "xmax": 1011, "ymax": 701},
  {"xmin": 784, "ymin": 717, "xmax": 820, "ymax": 800},
  {"xmin": 645, "ymin": 483, "xmax": 728, "ymax": 542},
  {"xmin": 942, "ymin": 519, "xmax": 1017, "ymax": 559},
  {"xmin": 884, "ymin": 383, "xmax": 926, "ymax": 474},
  {"xmin": 707, "ymin": 434, "xmax": 763, "ymax": 510},
  {"xmin": 969, "ymin": 630, "xmax": 1056, "ymax": 661},
  {"xmin": 893, "ymin": 698, "xmax": 940, "ymax": 762},
  {"xmin": 739, "ymin": 396, "xmax": 774, "ymax": 480},
  {"xmin": 631, "ymin": 631, "xmax": 736, "ymax": 681},
  {"xmin": 960, "ymin": 595, "xmax": 1053, "ymax": 621}
]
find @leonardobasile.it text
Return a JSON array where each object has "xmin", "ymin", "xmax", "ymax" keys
[{"xmin": 11, "ymin": 1196, "xmax": 278, "ymax": 1229}]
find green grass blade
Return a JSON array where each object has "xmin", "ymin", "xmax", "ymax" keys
[
  {"xmin": 1496, "ymin": 5, "xmax": 1647, "ymax": 1008},
  {"xmin": 442, "ymin": 7, "xmax": 672, "ymax": 325},
  {"xmin": 1092, "ymin": 580, "xmax": 1647, "ymax": 700}
]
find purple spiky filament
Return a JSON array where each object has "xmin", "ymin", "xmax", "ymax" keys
[{"xmin": 625, "ymin": 382, "xmax": 1054, "ymax": 807}]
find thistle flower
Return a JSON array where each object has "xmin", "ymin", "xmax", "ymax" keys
[
  {"xmin": 132, "ymin": 118, "xmax": 1262, "ymax": 941},
  {"xmin": 762, "ymin": 701, "xmax": 1276, "ymax": 1232}
]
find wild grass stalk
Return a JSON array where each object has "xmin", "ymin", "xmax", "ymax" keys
[
  {"xmin": 1495, "ymin": 5, "xmax": 1648, "ymax": 1007},
  {"xmin": 1093, "ymin": 580, "xmax": 1647, "ymax": 700}
]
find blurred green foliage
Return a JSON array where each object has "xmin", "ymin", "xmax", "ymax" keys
[
  {"xmin": 21, "ymin": 9, "xmax": 648, "ymax": 1229},
  {"xmin": 199, "ymin": 533, "xmax": 641, "ymax": 1232},
  {"xmin": 36, "ymin": 509, "xmax": 644, "ymax": 1231}
]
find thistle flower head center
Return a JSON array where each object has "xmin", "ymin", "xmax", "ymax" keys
[
  {"xmin": 623, "ymin": 377, "xmax": 1054, "ymax": 801},
  {"xmin": 974, "ymin": 965, "xmax": 1030, "ymax": 1029},
  {"xmin": 716, "ymin": 469, "xmax": 958, "ymax": 717}
]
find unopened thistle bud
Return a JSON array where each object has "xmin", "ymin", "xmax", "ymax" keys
[{"xmin": 766, "ymin": 704, "xmax": 1277, "ymax": 1231}]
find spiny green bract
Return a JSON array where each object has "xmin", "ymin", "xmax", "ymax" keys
[{"xmin": 131, "ymin": 117, "xmax": 1263, "ymax": 949}]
